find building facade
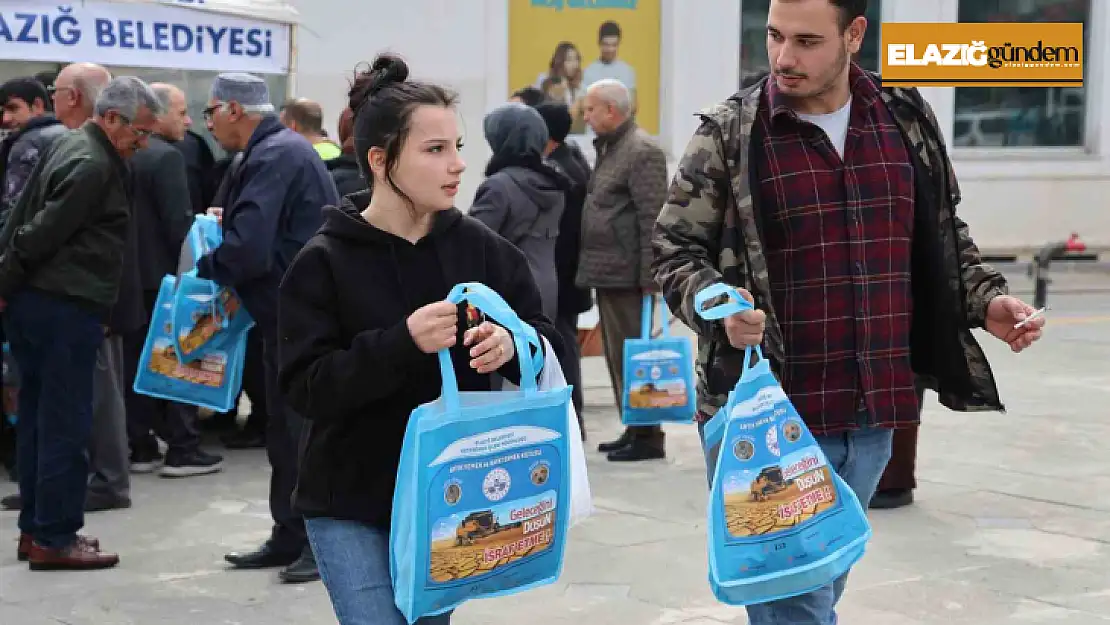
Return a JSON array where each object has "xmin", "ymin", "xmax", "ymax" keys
[{"xmin": 2, "ymin": 0, "xmax": 1103, "ymax": 251}]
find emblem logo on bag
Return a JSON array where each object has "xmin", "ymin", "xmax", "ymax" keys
[
  {"xmin": 483, "ymin": 468, "xmax": 512, "ymax": 502},
  {"xmin": 444, "ymin": 481, "xmax": 462, "ymax": 506}
]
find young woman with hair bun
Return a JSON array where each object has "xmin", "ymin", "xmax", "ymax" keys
[{"xmin": 277, "ymin": 53, "xmax": 563, "ymax": 624}]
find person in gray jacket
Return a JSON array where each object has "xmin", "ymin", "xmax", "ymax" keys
[{"xmin": 470, "ymin": 102, "xmax": 569, "ymax": 322}]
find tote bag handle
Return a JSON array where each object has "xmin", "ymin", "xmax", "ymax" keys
[
  {"xmin": 641, "ymin": 294, "xmax": 672, "ymax": 339},
  {"xmin": 437, "ymin": 282, "xmax": 544, "ymax": 412},
  {"xmin": 693, "ymin": 283, "xmax": 772, "ymax": 385}
]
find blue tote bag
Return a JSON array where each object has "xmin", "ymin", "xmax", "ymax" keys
[
  {"xmin": 132, "ymin": 215, "xmax": 251, "ymax": 413},
  {"xmin": 132, "ymin": 276, "xmax": 248, "ymax": 413},
  {"xmin": 171, "ymin": 216, "xmax": 254, "ymax": 363},
  {"xmin": 621, "ymin": 294, "xmax": 696, "ymax": 426},
  {"xmin": 695, "ymin": 283, "xmax": 872, "ymax": 606},
  {"xmin": 391, "ymin": 282, "xmax": 574, "ymax": 624}
]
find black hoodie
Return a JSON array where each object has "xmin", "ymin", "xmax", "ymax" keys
[
  {"xmin": 278, "ymin": 191, "xmax": 564, "ymax": 527},
  {"xmin": 325, "ymin": 153, "xmax": 368, "ymax": 198}
]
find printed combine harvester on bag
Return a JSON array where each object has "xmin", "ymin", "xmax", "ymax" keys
[
  {"xmin": 695, "ymin": 283, "xmax": 871, "ymax": 607},
  {"xmin": 621, "ymin": 294, "xmax": 696, "ymax": 426},
  {"xmin": 392, "ymin": 283, "xmax": 572, "ymax": 624},
  {"xmin": 133, "ymin": 215, "xmax": 253, "ymax": 413}
]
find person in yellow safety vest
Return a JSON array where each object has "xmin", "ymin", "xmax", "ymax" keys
[{"xmin": 279, "ymin": 97, "xmax": 341, "ymax": 161}]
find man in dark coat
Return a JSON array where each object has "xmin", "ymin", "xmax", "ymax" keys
[
  {"xmin": 199, "ymin": 72, "xmax": 338, "ymax": 584},
  {"xmin": 0, "ymin": 76, "xmax": 161, "ymax": 571},
  {"xmin": 122, "ymin": 82, "xmax": 223, "ymax": 477},
  {"xmin": 533, "ymin": 100, "xmax": 592, "ymax": 422}
]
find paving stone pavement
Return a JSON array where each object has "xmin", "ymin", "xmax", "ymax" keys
[{"xmin": 1, "ymin": 289, "xmax": 1109, "ymax": 624}]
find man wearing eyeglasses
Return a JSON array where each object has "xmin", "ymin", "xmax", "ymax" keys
[
  {"xmin": 50, "ymin": 63, "xmax": 112, "ymax": 131},
  {"xmin": 0, "ymin": 76, "xmax": 161, "ymax": 571},
  {"xmin": 58, "ymin": 62, "xmax": 145, "ymax": 514}
]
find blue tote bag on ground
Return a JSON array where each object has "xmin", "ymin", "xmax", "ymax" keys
[
  {"xmin": 621, "ymin": 294, "xmax": 696, "ymax": 426},
  {"xmin": 392, "ymin": 282, "xmax": 573, "ymax": 624},
  {"xmin": 695, "ymin": 283, "xmax": 872, "ymax": 606}
]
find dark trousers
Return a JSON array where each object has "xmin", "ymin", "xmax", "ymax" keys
[
  {"xmin": 261, "ymin": 332, "xmax": 307, "ymax": 554},
  {"xmin": 122, "ymin": 289, "xmax": 200, "ymax": 456},
  {"xmin": 596, "ymin": 288, "xmax": 663, "ymax": 447},
  {"xmin": 6, "ymin": 290, "xmax": 103, "ymax": 548},
  {"xmin": 209, "ymin": 327, "xmax": 269, "ymax": 430},
  {"xmin": 877, "ymin": 380, "xmax": 926, "ymax": 492},
  {"xmin": 236, "ymin": 329, "xmax": 269, "ymax": 431},
  {"xmin": 87, "ymin": 335, "xmax": 130, "ymax": 499},
  {"xmin": 555, "ymin": 312, "xmax": 584, "ymax": 420}
]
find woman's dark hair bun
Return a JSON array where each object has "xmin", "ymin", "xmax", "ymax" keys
[{"xmin": 348, "ymin": 53, "xmax": 410, "ymax": 112}]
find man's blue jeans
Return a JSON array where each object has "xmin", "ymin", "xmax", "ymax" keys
[
  {"xmin": 306, "ymin": 517, "xmax": 453, "ymax": 625},
  {"xmin": 6, "ymin": 290, "xmax": 104, "ymax": 549},
  {"xmin": 700, "ymin": 415, "xmax": 893, "ymax": 625}
]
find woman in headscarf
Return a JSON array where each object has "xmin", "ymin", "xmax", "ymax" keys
[{"xmin": 469, "ymin": 102, "xmax": 570, "ymax": 322}]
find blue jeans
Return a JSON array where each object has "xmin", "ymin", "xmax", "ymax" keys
[
  {"xmin": 700, "ymin": 415, "xmax": 893, "ymax": 625},
  {"xmin": 306, "ymin": 517, "xmax": 452, "ymax": 625},
  {"xmin": 6, "ymin": 290, "xmax": 104, "ymax": 549}
]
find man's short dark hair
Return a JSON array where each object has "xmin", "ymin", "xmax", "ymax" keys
[
  {"xmin": 511, "ymin": 86, "xmax": 546, "ymax": 107},
  {"xmin": 831, "ymin": 0, "xmax": 867, "ymax": 32},
  {"xmin": 598, "ymin": 20, "xmax": 622, "ymax": 42},
  {"xmin": 0, "ymin": 77, "xmax": 49, "ymax": 110},
  {"xmin": 533, "ymin": 101, "xmax": 572, "ymax": 143},
  {"xmin": 280, "ymin": 97, "xmax": 324, "ymax": 134}
]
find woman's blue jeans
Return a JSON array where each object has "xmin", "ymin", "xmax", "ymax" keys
[{"xmin": 306, "ymin": 517, "xmax": 452, "ymax": 625}]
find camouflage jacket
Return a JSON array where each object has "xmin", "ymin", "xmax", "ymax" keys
[{"xmin": 651, "ymin": 72, "xmax": 1009, "ymax": 422}]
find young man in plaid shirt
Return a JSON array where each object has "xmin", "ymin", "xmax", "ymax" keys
[{"xmin": 652, "ymin": 0, "xmax": 1044, "ymax": 621}]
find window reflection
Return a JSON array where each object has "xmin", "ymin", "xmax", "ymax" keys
[{"xmin": 954, "ymin": 0, "xmax": 1088, "ymax": 148}]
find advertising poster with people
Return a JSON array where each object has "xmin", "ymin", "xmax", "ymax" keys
[{"xmin": 508, "ymin": 0, "xmax": 660, "ymax": 147}]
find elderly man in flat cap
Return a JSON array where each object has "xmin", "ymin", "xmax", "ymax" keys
[{"xmin": 199, "ymin": 72, "xmax": 338, "ymax": 584}]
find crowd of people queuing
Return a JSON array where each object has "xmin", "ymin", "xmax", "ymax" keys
[{"xmin": 0, "ymin": 1, "xmax": 1045, "ymax": 623}]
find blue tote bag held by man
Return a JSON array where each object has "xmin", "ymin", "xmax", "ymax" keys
[
  {"xmin": 620, "ymin": 294, "xmax": 696, "ymax": 426},
  {"xmin": 132, "ymin": 215, "xmax": 252, "ymax": 413},
  {"xmin": 170, "ymin": 216, "xmax": 254, "ymax": 363},
  {"xmin": 695, "ymin": 283, "xmax": 872, "ymax": 606},
  {"xmin": 391, "ymin": 282, "xmax": 573, "ymax": 623}
]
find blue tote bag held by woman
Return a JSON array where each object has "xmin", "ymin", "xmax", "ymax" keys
[
  {"xmin": 695, "ymin": 283, "xmax": 872, "ymax": 606},
  {"xmin": 391, "ymin": 282, "xmax": 573, "ymax": 624},
  {"xmin": 620, "ymin": 294, "xmax": 696, "ymax": 426}
]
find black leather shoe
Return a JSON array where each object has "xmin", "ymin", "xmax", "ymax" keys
[
  {"xmin": 607, "ymin": 443, "xmax": 665, "ymax": 462},
  {"xmin": 221, "ymin": 430, "xmax": 266, "ymax": 450},
  {"xmin": 1, "ymin": 493, "xmax": 21, "ymax": 511},
  {"xmin": 278, "ymin": 546, "xmax": 320, "ymax": 584},
  {"xmin": 597, "ymin": 430, "xmax": 632, "ymax": 453},
  {"xmin": 85, "ymin": 493, "xmax": 132, "ymax": 512},
  {"xmin": 225, "ymin": 542, "xmax": 301, "ymax": 569},
  {"xmin": 869, "ymin": 489, "xmax": 914, "ymax": 510}
]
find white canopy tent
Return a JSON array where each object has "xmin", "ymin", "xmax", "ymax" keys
[{"xmin": 110, "ymin": 0, "xmax": 299, "ymax": 23}]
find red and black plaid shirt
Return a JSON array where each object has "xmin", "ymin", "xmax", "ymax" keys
[{"xmin": 755, "ymin": 65, "xmax": 918, "ymax": 434}]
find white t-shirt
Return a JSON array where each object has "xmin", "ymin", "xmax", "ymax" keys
[
  {"xmin": 796, "ymin": 97, "xmax": 852, "ymax": 158},
  {"xmin": 582, "ymin": 59, "xmax": 637, "ymax": 92}
]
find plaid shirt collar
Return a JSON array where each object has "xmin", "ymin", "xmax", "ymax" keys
[{"xmin": 765, "ymin": 62, "xmax": 882, "ymax": 125}]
